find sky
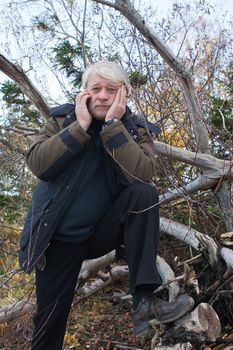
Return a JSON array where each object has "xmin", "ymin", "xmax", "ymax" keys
[
  {"xmin": 145, "ymin": 0, "xmax": 233, "ymax": 16},
  {"xmin": 0, "ymin": 0, "xmax": 232, "ymax": 101},
  {"xmin": 0, "ymin": 0, "xmax": 233, "ymax": 17}
]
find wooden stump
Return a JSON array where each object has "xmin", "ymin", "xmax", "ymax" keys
[
  {"xmin": 174, "ymin": 303, "xmax": 221, "ymax": 342},
  {"xmin": 152, "ymin": 303, "xmax": 221, "ymax": 349}
]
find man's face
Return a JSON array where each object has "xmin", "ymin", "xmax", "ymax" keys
[{"xmin": 86, "ymin": 73, "xmax": 121, "ymax": 120}]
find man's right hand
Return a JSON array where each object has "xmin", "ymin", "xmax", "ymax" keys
[{"xmin": 75, "ymin": 91, "xmax": 92, "ymax": 131}]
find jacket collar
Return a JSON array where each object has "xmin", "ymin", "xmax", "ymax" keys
[{"xmin": 62, "ymin": 105, "xmax": 133, "ymax": 129}]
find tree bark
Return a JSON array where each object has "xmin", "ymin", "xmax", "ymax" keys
[{"xmin": 159, "ymin": 175, "xmax": 217, "ymax": 205}]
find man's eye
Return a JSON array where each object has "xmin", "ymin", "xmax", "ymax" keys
[
  {"xmin": 92, "ymin": 87, "xmax": 100, "ymax": 93},
  {"xmin": 107, "ymin": 88, "xmax": 117, "ymax": 94}
]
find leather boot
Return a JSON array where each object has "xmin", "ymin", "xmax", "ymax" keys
[{"xmin": 132, "ymin": 293, "xmax": 194, "ymax": 336}]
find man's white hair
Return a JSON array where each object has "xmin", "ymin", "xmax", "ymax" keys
[{"xmin": 82, "ymin": 60, "xmax": 131, "ymax": 95}]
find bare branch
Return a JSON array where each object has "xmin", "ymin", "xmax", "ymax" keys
[
  {"xmin": 154, "ymin": 140, "xmax": 233, "ymax": 179},
  {"xmin": 159, "ymin": 175, "xmax": 217, "ymax": 205},
  {"xmin": 160, "ymin": 216, "xmax": 219, "ymax": 267},
  {"xmin": 91, "ymin": 0, "xmax": 118, "ymax": 9}
]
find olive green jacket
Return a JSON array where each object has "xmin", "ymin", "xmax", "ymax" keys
[{"xmin": 26, "ymin": 106, "xmax": 158, "ymax": 183}]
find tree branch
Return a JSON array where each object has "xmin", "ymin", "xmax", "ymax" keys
[
  {"xmin": 0, "ymin": 54, "xmax": 50, "ymax": 119},
  {"xmin": 154, "ymin": 141, "xmax": 232, "ymax": 179},
  {"xmin": 160, "ymin": 216, "xmax": 219, "ymax": 267},
  {"xmin": 159, "ymin": 174, "xmax": 217, "ymax": 205}
]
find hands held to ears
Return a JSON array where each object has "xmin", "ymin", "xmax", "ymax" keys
[{"xmin": 75, "ymin": 84, "xmax": 127, "ymax": 131}]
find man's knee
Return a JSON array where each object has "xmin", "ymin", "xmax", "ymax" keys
[{"xmin": 129, "ymin": 182, "xmax": 158, "ymax": 202}]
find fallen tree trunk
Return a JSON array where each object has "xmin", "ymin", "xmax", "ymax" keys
[
  {"xmin": 77, "ymin": 251, "xmax": 115, "ymax": 283},
  {"xmin": 75, "ymin": 265, "xmax": 129, "ymax": 303}
]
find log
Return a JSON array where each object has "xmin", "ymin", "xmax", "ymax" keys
[
  {"xmin": 77, "ymin": 251, "xmax": 115, "ymax": 283},
  {"xmin": 174, "ymin": 303, "xmax": 221, "ymax": 342},
  {"xmin": 151, "ymin": 304, "xmax": 221, "ymax": 350},
  {"xmin": 160, "ymin": 217, "xmax": 233, "ymax": 269},
  {"xmin": 75, "ymin": 265, "xmax": 129, "ymax": 303}
]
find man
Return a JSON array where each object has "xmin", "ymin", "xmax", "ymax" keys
[{"xmin": 19, "ymin": 61, "xmax": 193, "ymax": 349}]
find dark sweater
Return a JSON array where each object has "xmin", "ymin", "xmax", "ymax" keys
[{"xmin": 54, "ymin": 119, "xmax": 113, "ymax": 242}]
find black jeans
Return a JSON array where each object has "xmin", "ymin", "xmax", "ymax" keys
[{"xmin": 31, "ymin": 183, "xmax": 161, "ymax": 349}]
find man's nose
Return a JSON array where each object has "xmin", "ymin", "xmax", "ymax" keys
[{"xmin": 98, "ymin": 89, "xmax": 108, "ymax": 100}]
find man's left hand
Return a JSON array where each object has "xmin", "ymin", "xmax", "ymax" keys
[{"xmin": 105, "ymin": 85, "xmax": 127, "ymax": 122}]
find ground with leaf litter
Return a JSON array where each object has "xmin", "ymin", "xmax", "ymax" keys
[
  {"xmin": 1, "ymin": 280, "xmax": 233, "ymax": 350},
  {"xmin": 64, "ymin": 284, "xmax": 233, "ymax": 350},
  {"xmin": 0, "ymin": 281, "xmax": 151, "ymax": 350},
  {"xmin": 1, "ymin": 239, "xmax": 233, "ymax": 349}
]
